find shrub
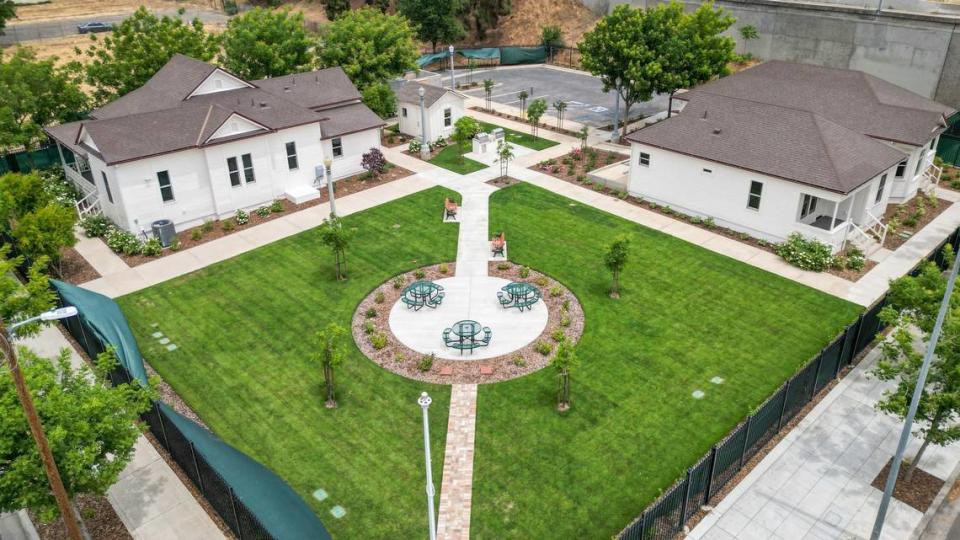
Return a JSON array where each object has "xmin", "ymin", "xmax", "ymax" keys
[
  {"xmin": 703, "ymin": 217, "xmax": 716, "ymax": 229},
  {"xmin": 270, "ymin": 199, "xmax": 284, "ymax": 213},
  {"xmin": 392, "ymin": 276, "xmax": 405, "ymax": 289},
  {"xmin": 190, "ymin": 228, "xmax": 204, "ymax": 242},
  {"xmin": 576, "ymin": 175, "xmax": 586, "ymax": 183},
  {"xmin": 365, "ymin": 307, "xmax": 377, "ymax": 319},
  {"xmin": 394, "ymin": 351, "xmax": 407, "ymax": 363},
  {"xmin": 414, "ymin": 269, "xmax": 426, "ymax": 279},
  {"xmin": 417, "ymin": 353, "xmax": 434, "ymax": 372},
  {"xmin": 141, "ymin": 237, "xmax": 162, "ymax": 256},
  {"xmin": 105, "ymin": 227, "xmax": 142, "ymax": 255},
  {"xmin": 221, "ymin": 219, "xmax": 236, "ymax": 232},
  {"xmin": 374, "ymin": 291, "xmax": 385, "ymax": 304},
  {"xmin": 617, "ymin": 191, "xmax": 628, "ymax": 200},
  {"xmin": 560, "ymin": 314, "xmax": 571, "ymax": 327},
  {"xmin": 550, "ymin": 285, "xmax": 563, "ymax": 297},
  {"xmin": 201, "ymin": 220, "xmax": 214, "ymax": 233},
  {"xmin": 408, "ymin": 139, "xmax": 422, "ymax": 154},
  {"xmin": 235, "ymin": 209, "xmax": 249, "ymax": 225},
  {"xmin": 562, "ymin": 299, "xmax": 571, "ymax": 311},
  {"xmin": 775, "ymin": 233, "xmax": 836, "ymax": 272},
  {"xmin": 535, "ymin": 275, "xmax": 549, "ymax": 287},
  {"xmin": 434, "ymin": 136, "xmax": 447, "ymax": 148},
  {"xmin": 363, "ymin": 321, "xmax": 375, "ymax": 335},
  {"xmin": 497, "ymin": 262, "xmax": 511, "ymax": 270},
  {"xmin": 170, "ymin": 239, "xmax": 182, "ymax": 251},
  {"xmin": 80, "ymin": 214, "xmax": 111, "ymax": 238},
  {"xmin": 519, "ymin": 266, "xmax": 530, "ymax": 279},
  {"xmin": 846, "ymin": 246, "xmax": 866, "ymax": 272},
  {"xmin": 513, "ymin": 356, "xmax": 526, "ymax": 367},
  {"xmin": 439, "ymin": 262, "xmax": 449, "ymax": 274},
  {"xmin": 535, "ymin": 340, "xmax": 553, "ymax": 355},
  {"xmin": 256, "ymin": 206, "xmax": 271, "ymax": 218},
  {"xmin": 370, "ymin": 332, "xmax": 388, "ymax": 350},
  {"xmin": 362, "ymin": 148, "xmax": 387, "ymax": 176},
  {"xmin": 551, "ymin": 329, "xmax": 566, "ymax": 343}
]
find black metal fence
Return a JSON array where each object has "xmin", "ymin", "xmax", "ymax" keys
[
  {"xmin": 619, "ymin": 225, "xmax": 960, "ymax": 540},
  {"xmin": 57, "ymin": 302, "xmax": 273, "ymax": 540}
]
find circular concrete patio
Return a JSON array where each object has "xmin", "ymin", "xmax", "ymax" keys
[{"xmin": 388, "ymin": 275, "xmax": 549, "ymax": 360}]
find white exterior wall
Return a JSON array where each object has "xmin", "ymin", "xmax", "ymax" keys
[
  {"xmin": 627, "ymin": 142, "xmax": 893, "ymax": 252},
  {"xmin": 87, "ymin": 153, "xmax": 130, "ymax": 230},
  {"xmin": 397, "ymin": 93, "xmax": 465, "ymax": 140},
  {"xmin": 885, "ymin": 134, "xmax": 939, "ymax": 202},
  {"xmin": 322, "ymin": 129, "xmax": 381, "ymax": 180}
]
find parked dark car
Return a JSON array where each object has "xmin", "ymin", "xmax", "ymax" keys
[{"xmin": 77, "ymin": 22, "xmax": 113, "ymax": 34}]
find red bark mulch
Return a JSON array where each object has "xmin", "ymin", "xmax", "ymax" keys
[
  {"xmin": 31, "ymin": 494, "xmax": 130, "ymax": 540},
  {"xmin": 871, "ymin": 457, "xmax": 945, "ymax": 512}
]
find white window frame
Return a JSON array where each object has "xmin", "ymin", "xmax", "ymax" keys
[
  {"xmin": 241, "ymin": 153, "xmax": 256, "ymax": 183},
  {"xmin": 157, "ymin": 170, "xmax": 174, "ymax": 203},
  {"xmin": 443, "ymin": 108, "xmax": 452, "ymax": 127},
  {"xmin": 747, "ymin": 181, "xmax": 763, "ymax": 211},
  {"xmin": 875, "ymin": 174, "xmax": 887, "ymax": 204},
  {"xmin": 895, "ymin": 160, "xmax": 907, "ymax": 178},
  {"xmin": 639, "ymin": 152, "xmax": 650, "ymax": 167},
  {"xmin": 800, "ymin": 194, "xmax": 818, "ymax": 220},
  {"xmin": 227, "ymin": 156, "xmax": 241, "ymax": 187},
  {"xmin": 285, "ymin": 141, "xmax": 298, "ymax": 171},
  {"xmin": 332, "ymin": 137, "xmax": 343, "ymax": 158},
  {"xmin": 402, "ymin": 107, "xmax": 408, "ymax": 118},
  {"xmin": 101, "ymin": 171, "xmax": 114, "ymax": 204}
]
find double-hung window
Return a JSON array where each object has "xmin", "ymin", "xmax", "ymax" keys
[
  {"xmin": 157, "ymin": 170, "xmax": 174, "ymax": 202},
  {"xmin": 101, "ymin": 172, "xmax": 114, "ymax": 204},
  {"xmin": 227, "ymin": 157, "xmax": 241, "ymax": 187},
  {"xmin": 241, "ymin": 153, "xmax": 255, "ymax": 183},
  {"xmin": 895, "ymin": 160, "xmax": 907, "ymax": 178},
  {"xmin": 800, "ymin": 194, "xmax": 818, "ymax": 219},
  {"xmin": 747, "ymin": 181, "xmax": 763, "ymax": 210},
  {"xmin": 402, "ymin": 107, "xmax": 408, "ymax": 118},
  {"xmin": 444, "ymin": 108, "xmax": 452, "ymax": 127},
  {"xmin": 332, "ymin": 137, "xmax": 343, "ymax": 158},
  {"xmin": 875, "ymin": 174, "xmax": 887, "ymax": 204},
  {"xmin": 286, "ymin": 142, "xmax": 298, "ymax": 170},
  {"xmin": 638, "ymin": 152, "xmax": 650, "ymax": 167}
]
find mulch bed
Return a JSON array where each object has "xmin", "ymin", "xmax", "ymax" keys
[
  {"xmin": 871, "ymin": 457, "xmax": 945, "ymax": 512},
  {"xmin": 31, "ymin": 494, "xmax": 130, "ymax": 540},
  {"xmin": 381, "ymin": 131, "xmax": 412, "ymax": 148},
  {"xmin": 883, "ymin": 194, "xmax": 952, "ymax": 250},
  {"xmin": 106, "ymin": 163, "xmax": 412, "ymax": 268},
  {"xmin": 468, "ymin": 106, "xmax": 581, "ymax": 137},
  {"xmin": 485, "ymin": 176, "xmax": 521, "ymax": 188},
  {"xmin": 57, "ymin": 246, "xmax": 100, "ymax": 284},
  {"xmin": 352, "ymin": 262, "xmax": 585, "ymax": 385},
  {"xmin": 535, "ymin": 148, "xmax": 626, "ymax": 184}
]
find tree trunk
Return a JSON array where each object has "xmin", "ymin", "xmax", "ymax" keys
[
  {"xmin": 71, "ymin": 500, "xmax": 92, "ymax": 540},
  {"xmin": 324, "ymin": 363, "xmax": 337, "ymax": 408},
  {"xmin": 668, "ymin": 91, "xmax": 675, "ymax": 118},
  {"xmin": 906, "ymin": 436, "xmax": 932, "ymax": 482},
  {"xmin": 621, "ymin": 101, "xmax": 632, "ymax": 140},
  {"xmin": 610, "ymin": 270, "xmax": 620, "ymax": 298}
]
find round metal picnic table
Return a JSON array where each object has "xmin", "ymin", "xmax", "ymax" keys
[
  {"xmin": 503, "ymin": 282, "xmax": 538, "ymax": 301},
  {"xmin": 405, "ymin": 280, "xmax": 440, "ymax": 299},
  {"xmin": 451, "ymin": 320, "xmax": 482, "ymax": 340}
]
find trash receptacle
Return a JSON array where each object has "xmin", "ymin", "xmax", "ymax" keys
[{"xmin": 151, "ymin": 219, "xmax": 176, "ymax": 248}]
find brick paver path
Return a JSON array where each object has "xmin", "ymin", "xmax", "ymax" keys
[{"xmin": 436, "ymin": 384, "xmax": 479, "ymax": 539}]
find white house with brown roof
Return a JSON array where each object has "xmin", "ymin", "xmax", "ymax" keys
[
  {"xmin": 626, "ymin": 61, "xmax": 954, "ymax": 254},
  {"xmin": 394, "ymin": 81, "xmax": 467, "ymax": 142},
  {"xmin": 45, "ymin": 54, "xmax": 384, "ymax": 234}
]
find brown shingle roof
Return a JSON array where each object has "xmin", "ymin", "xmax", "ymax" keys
[
  {"xmin": 319, "ymin": 103, "xmax": 386, "ymax": 139},
  {"xmin": 255, "ymin": 67, "xmax": 360, "ymax": 111},
  {"xmin": 628, "ymin": 93, "xmax": 907, "ymax": 194},
  {"xmin": 394, "ymin": 81, "xmax": 462, "ymax": 108}
]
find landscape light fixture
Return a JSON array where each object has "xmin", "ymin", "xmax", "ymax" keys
[
  {"xmin": 323, "ymin": 157, "xmax": 337, "ymax": 217},
  {"xmin": 418, "ymin": 392, "xmax": 437, "ymax": 540},
  {"xmin": 449, "ymin": 45, "xmax": 456, "ymax": 90},
  {"xmin": 419, "ymin": 86, "xmax": 430, "ymax": 159}
]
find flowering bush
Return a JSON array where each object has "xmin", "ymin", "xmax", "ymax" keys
[
  {"xmin": 845, "ymin": 246, "xmax": 866, "ymax": 271},
  {"xmin": 235, "ymin": 209, "xmax": 249, "ymax": 225},
  {"xmin": 408, "ymin": 139, "xmax": 422, "ymax": 154},
  {"xmin": 141, "ymin": 237, "xmax": 162, "ymax": 256},
  {"xmin": 80, "ymin": 214, "xmax": 111, "ymax": 238},
  {"xmin": 105, "ymin": 227, "xmax": 142, "ymax": 255},
  {"xmin": 255, "ymin": 206, "xmax": 270, "ymax": 218},
  {"xmin": 775, "ymin": 233, "xmax": 836, "ymax": 272}
]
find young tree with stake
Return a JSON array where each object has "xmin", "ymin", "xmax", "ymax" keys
[
  {"xmin": 496, "ymin": 140, "xmax": 514, "ymax": 180},
  {"xmin": 604, "ymin": 235, "xmax": 630, "ymax": 298},
  {"xmin": 313, "ymin": 323, "xmax": 347, "ymax": 408},
  {"xmin": 553, "ymin": 99, "xmax": 567, "ymax": 131},
  {"xmin": 551, "ymin": 342, "xmax": 579, "ymax": 411},
  {"xmin": 517, "ymin": 89, "xmax": 529, "ymax": 119},
  {"xmin": 526, "ymin": 98, "xmax": 547, "ymax": 139},
  {"xmin": 483, "ymin": 78, "xmax": 494, "ymax": 111},
  {"xmin": 318, "ymin": 215, "xmax": 352, "ymax": 280}
]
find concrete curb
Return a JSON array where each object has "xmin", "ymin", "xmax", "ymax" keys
[{"xmin": 910, "ymin": 456, "xmax": 960, "ymax": 540}]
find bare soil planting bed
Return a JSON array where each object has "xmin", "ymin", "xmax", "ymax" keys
[
  {"xmin": 352, "ymin": 262, "xmax": 584, "ymax": 384},
  {"xmin": 883, "ymin": 193, "xmax": 951, "ymax": 250},
  {"xmin": 58, "ymin": 246, "xmax": 101, "ymax": 284},
  {"xmin": 871, "ymin": 458, "xmax": 944, "ymax": 512},
  {"xmin": 31, "ymin": 494, "xmax": 130, "ymax": 540},
  {"xmin": 469, "ymin": 106, "xmax": 581, "ymax": 138},
  {"xmin": 112, "ymin": 164, "xmax": 412, "ymax": 267},
  {"xmin": 536, "ymin": 148, "xmax": 626, "ymax": 184}
]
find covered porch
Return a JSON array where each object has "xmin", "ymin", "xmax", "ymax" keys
[{"xmin": 795, "ymin": 186, "xmax": 886, "ymax": 252}]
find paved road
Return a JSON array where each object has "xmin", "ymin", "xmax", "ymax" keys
[
  {"xmin": 421, "ymin": 66, "xmax": 669, "ymax": 128},
  {"xmin": 0, "ymin": 8, "xmax": 229, "ymax": 45}
]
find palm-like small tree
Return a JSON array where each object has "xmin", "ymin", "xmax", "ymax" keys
[
  {"xmin": 483, "ymin": 79, "xmax": 494, "ymax": 110},
  {"xmin": 553, "ymin": 99, "xmax": 567, "ymax": 131},
  {"xmin": 517, "ymin": 89, "xmax": 529, "ymax": 119}
]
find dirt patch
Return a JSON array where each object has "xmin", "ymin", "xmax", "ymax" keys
[
  {"xmin": 486, "ymin": 176, "xmax": 521, "ymax": 188},
  {"xmin": 56, "ymin": 246, "xmax": 101, "ymax": 284},
  {"xmin": 469, "ymin": 106, "xmax": 582, "ymax": 138},
  {"xmin": 883, "ymin": 193, "xmax": 952, "ymax": 250},
  {"xmin": 382, "ymin": 129, "xmax": 413, "ymax": 149},
  {"xmin": 96, "ymin": 163, "xmax": 412, "ymax": 267},
  {"xmin": 352, "ymin": 262, "xmax": 584, "ymax": 385},
  {"xmin": 534, "ymin": 147, "xmax": 626, "ymax": 184},
  {"xmin": 871, "ymin": 458, "xmax": 945, "ymax": 513},
  {"xmin": 30, "ymin": 493, "xmax": 130, "ymax": 540}
]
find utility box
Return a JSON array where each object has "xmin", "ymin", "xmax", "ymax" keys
[{"xmin": 151, "ymin": 219, "xmax": 176, "ymax": 248}]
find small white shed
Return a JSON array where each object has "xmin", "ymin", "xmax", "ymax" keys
[{"xmin": 395, "ymin": 82, "xmax": 467, "ymax": 142}]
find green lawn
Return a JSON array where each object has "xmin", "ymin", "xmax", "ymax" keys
[
  {"xmin": 475, "ymin": 183, "xmax": 861, "ymax": 538},
  {"xmin": 477, "ymin": 120, "xmax": 559, "ymax": 151},
  {"xmin": 117, "ymin": 188, "xmax": 459, "ymax": 539},
  {"xmin": 429, "ymin": 143, "xmax": 487, "ymax": 174}
]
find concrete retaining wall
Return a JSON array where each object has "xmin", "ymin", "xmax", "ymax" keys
[{"xmin": 597, "ymin": 0, "xmax": 960, "ymax": 107}]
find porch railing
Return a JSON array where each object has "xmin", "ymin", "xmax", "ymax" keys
[
  {"xmin": 864, "ymin": 211, "xmax": 888, "ymax": 247},
  {"xmin": 75, "ymin": 190, "xmax": 101, "ymax": 220}
]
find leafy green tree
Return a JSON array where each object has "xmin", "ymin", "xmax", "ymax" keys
[
  {"xmin": 0, "ymin": 245, "xmax": 54, "ymax": 338},
  {"xmin": 452, "ymin": 116, "xmax": 480, "ymax": 164},
  {"xmin": 0, "ymin": 0, "xmax": 14, "ymax": 36},
  {"xmin": 483, "ymin": 78, "xmax": 494, "ymax": 110},
  {"xmin": 0, "ymin": 48, "xmax": 88, "ymax": 153},
  {"xmin": 0, "ymin": 172, "xmax": 51, "ymax": 228},
  {"xmin": 12, "ymin": 204, "xmax": 77, "ymax": 275},
  {"xmin": 496, "ymin": 140, "xmax": 514, "ymax": 179},
  {"xmin": 541, "ymin": 25, "xmax": 563, "ymax": 48},
  {"xmin": 577, "ymin": 125, "xmax": 588, "ymax": 151},
  {"xmin": 317, "ymin": 8, "xmax": 417, "ymax": 91},
  {"xmin": 0, "ymin": 347, "xmax": 152, "ymax": 522},
  {"xmin": 313, "ymin": 322, "xmax": 347, "ymax": 407},
  {"xmin": 739, "ymin": 24, "xmax": 759, "ymax": 41},
  {"xmin": 397, "ymin": 0, "xmax": 466, "ymax": 52},
  {"xmin": 78, "ymin": 7, "xmax": 219, "ymax": 103},
  {"xmin": 874, "ymin": 252, "xmax": 960, "ymax": 481},
  {"xmin": 553, "ymin": 99, "xmax": 566, "ymax": 131},
  {"xmin": 322, "ymin": 0, "xmax": 351, "ymax": 20},
  {"xmin": 318, "ymin": 215, "xmax": 352, "ymax": 280},
  {"xmin": 366, "ymin": 0, "xmax": 391, "ymax": 12},
  {"xmin": 361, "ymin": 82, "xmax": 398, "ymax": 118},
  {"xmin": 219, "ymin": 8, "xmax": 313, "ymax": 80},
  {"xmin": 517, "ymin": 89, "xmax": 528, "ymax": 119},
  {"xmin": 551, "ymin": 341, "xmax": 579, "ymax": 411},
  {"xmin": 604, "ymin": 235, "xmax": 630, "ymax": 298},
  {"xmin": 526, "ymin": 98, "xmax": 547, "ymax": 139}
]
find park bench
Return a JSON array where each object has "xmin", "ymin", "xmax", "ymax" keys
[
  {"xmin": 444, "ymin": 198, "xmax": 458, "ymax": 221},
  {"xmin": 491, "ymin": 232, "xmax": 506, "ymax": 257},
  {"xmin": 401, "ymin": 295, "xmax": 424, "ymax": 311},
  {"xmin": 426, "ymin": 291, "xmax": 445, "ymax": 308},
  {"xmin": 497, "ymin": 291, "xmax": 512, "ymax": 307}
]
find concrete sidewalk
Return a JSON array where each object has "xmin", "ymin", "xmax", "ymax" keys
[
  {"xmin": 689, "ymin": 347, "xmax": 960, "ymax": 540},
  {"xmin": 14, "ymin": 325, "xmax": 224, "ymax": 540}
]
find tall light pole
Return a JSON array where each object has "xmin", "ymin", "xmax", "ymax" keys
[
  {"xmin": 871, "ymin": 250, "xmax": 960, "ymax": 539},
  {"xmin": 323, "ymin": 157, "xmax": 337, "ymax": 218},
  {"xmin": 418, "ymin": 86, "xmax": 430, "ymax": 160},
  {"xmin": 418, "ymin": 392, "xmax": 437, "ymax": 540},
  {"xmin": 449, "ymin": 45, "xmax": 456, "ymax": 90},
  {"xmin": 612, "ymin": 81, "xmax": 621, "ymax": 142},
  {"xmin": 3, "ymin": 307, "xmax": 84, "ymax": 540}
]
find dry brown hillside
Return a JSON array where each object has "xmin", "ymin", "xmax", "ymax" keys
[
  {"xmin": 12, "ymin": 0, "xmax": 216, "ymax": 23},
  {"xmin": 471, "ymin": 0, "xmax": 600, "ymax": 47}
]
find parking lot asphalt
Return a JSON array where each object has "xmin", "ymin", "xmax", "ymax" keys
[{"xmin": 420, "ymin": 66, "xmax": 669, "ymax": 127}]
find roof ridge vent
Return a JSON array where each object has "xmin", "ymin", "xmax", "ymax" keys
[
  {"xmin": 702, "ymin": 110, "xmax": 708, "ymax": 120},
  {"xmin": 283, "ymin": 86, "xmax": 291, "ymax": 93},
  {"xmin": 712, "ymin": 128, "xmax": 722, "ymax": 135},
  {"xmin": 259, "ymin": 101, "xmax": 269, "ymax": 108}
]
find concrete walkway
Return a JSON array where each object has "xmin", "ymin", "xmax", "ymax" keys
[
  {"xmin": 689, "ymin": 347, "xmax": 960, "ymax": 540},
  {"xmin": 14, "ymin": 325, "xmax": 224, "ymax": 540}
]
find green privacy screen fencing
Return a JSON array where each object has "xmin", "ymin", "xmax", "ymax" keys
[
  {"xmin": 618, "ymin": 226, "xmax": 960, "ymax": 540},
  {"xmin": 0, "ymin": 144, "xmax": 60, "ymax": 175},
  {"xmin": 51, "ymin": 280, "xmax": 331, "ymax": 540},
  {"xmin": 416, "ymin": 45, "xmax": 547, "ymax": 68},
  {"xmin": 937, "ymin": 112, "xmax": 960, "ymax": 166}
]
